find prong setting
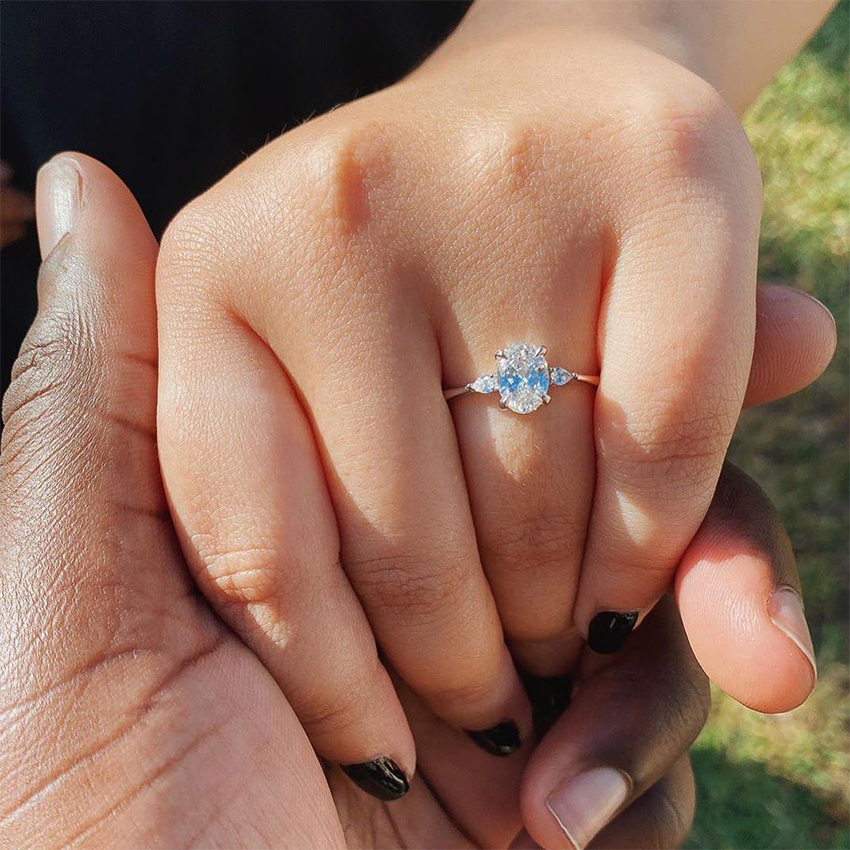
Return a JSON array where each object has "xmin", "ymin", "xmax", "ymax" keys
[
  {"xmin": 444, "ymin": 343, "xmax": 596, "ymax": 412},
  {"xmin": 493, "ymin": 341, "xmax": 551, "ymax": 414}
]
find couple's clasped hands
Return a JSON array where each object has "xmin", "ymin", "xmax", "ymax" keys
[{"xmin": 1, "ymin": 13, "xmax": 836, "ymax": 850}]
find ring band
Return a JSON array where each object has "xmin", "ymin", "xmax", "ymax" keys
[{"xmin": 443, "ymin": 341, "xmax": 598, "ymax": 415}]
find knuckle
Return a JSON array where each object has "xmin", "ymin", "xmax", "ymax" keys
[
  {"xmin": 464, "ymin": 117, "xmax": 585, "ymax": 210},
  {"xmin": 349, "ymin": 548, "xmax": 468, "ymax": 624},
  {"xmin": 601, "ymin": 391, "xmax": 735, "ymax": 492},
  {"xmin": 2, "ymin": 297, "xmax": 100, "ymax": 458},
  {"xmin": 201, "ymin": 541, "xmax": 304, "ymax": 631},
  {"xmin": 472, "ymin": 117, "xmax": 554, "ymax": 192},
  {"xmin": 3, "ymin": 335, "xmax": 74, "ymax": 426},
  {"xmin": 479, "ymin": 510, "xmax": 583, "ymax": 578},
  {"xmin": 160, "ymin": 198, "xmax": 216, "ymax": 256},
  {"xmin": 157, "ymin": 121, "xmax": 409, "ymax": 314},
  {"xmin": 319, "ymin": 122, "xmax": 401, "ymax": 239},
  {"xmin": 264, "ymin": 119, "xmax": 406, "ymax": 260},
  {"xmin": 297, "ymin": 667, "xmax": 377, "ymax": 737},
  {"xmin": 157, "ymin": 198, "xmax": 226, "ymax": 301},
  {"xmin": 619, "ymin": 78, "xmax": 761, "ymax": 198},
  {"xmin": 424, "ymin": 670, "xmax": 501, "ymax": 714}
]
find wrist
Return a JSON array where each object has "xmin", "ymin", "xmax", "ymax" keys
[
  {"xmin": 426, "ymin": 0, "xmax": 834, "ymax": 115},
  {"xmin": 429, "ymin": 1, "xmax": 704, "ymax": 82}
]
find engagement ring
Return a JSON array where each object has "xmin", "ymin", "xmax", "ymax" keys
[{"xmin": 443, "ymin": 341, "xmax": 599, "ymax": 415}]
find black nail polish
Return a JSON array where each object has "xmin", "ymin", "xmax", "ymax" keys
[
  {"xmin": 465, "ymin": 720, "xmax": 521, "ymax": 756},
  {"xmin": 587, "ymin": 611, "xmax": 639, "ymax": 654},
  {"xmin": 521, "ymin": 673, "xmax": 572, "ymax": 737},
  {"xmin": 340, "ymin": 757, "xmax": 410, "ymax": 801}
]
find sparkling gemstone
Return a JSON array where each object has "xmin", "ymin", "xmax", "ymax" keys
[
  {"xmin": 470, "ymin": 374, "xmax": 497, "ymax": 394},
  {"xmin": 550, "ymin": 366, "xmax": 573, "ymax": 386},
  {"xmin": 497, "ymin": 342, "xmax": 550, "ymax": 414}
]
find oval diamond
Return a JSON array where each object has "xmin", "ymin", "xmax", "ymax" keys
[{"xmin": 497, "ymin": 342, "xmax": 550, "ymax": 414}]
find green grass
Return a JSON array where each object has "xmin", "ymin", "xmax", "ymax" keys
[{"xmin": 687, "ymin": 4, "xmax": 849, "ymax": 848}]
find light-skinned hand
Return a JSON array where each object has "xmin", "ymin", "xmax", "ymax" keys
[
  {"xmin": 153, "ymin": 5, "xmax": 835, "ymax": 799},
  {"xmin": 1, "ymin": 151, "xmax": 823, "ymax": 850}
]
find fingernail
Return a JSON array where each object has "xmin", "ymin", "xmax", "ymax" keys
[
  {"xmin": 521, "ymin": 673, "xmax": 572, "ymax": 737},
  {"xmin": 545, "ymin": 767, "xmax": 631, "ymax": 850},
  {"xmin": 587, "ymin": 611, "xmax": 638, "ymax": 654},
  {"xmin": 804, "ymin": 291, "xmax": 838, "ymax": 342},
  {"xmin": 465, "ymin": 720, "xmax": 521, "ymax": 756},
  {"xmin": 36, "ymin": 156, "xmax": 82, "ymax": 260},
  {"xmin": 769, "ymin": 587, "xmax": 817, "ymax": 684},
  {"xmin": 340, "ymin": 757, "xmax": 410, "ymax": 801},
  {"xmin": 760, "ymin": 285, "xmax": 837, "ymax": 337}
]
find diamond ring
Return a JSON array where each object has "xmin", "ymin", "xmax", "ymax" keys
[{"xmin": 443, "ymin": 341, "xmax": 599, "ymax": 415}]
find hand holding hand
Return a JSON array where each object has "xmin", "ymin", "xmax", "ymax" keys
[
  {"xmin": 155, "ymin": 12, "xmax": 834, "ymax": 792},
  {"xmin": 0, "ymin": 152, "xmax": 826, "ymax": 849}
]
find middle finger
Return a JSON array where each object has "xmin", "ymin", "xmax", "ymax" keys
[{"xmin": 437, "ymin": 134, "xmax": 603, "ymax": 674}]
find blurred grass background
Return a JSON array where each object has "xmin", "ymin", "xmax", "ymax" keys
[{"xmin": 686, "ymin": 3, "xmax": 849, "ymax": 848}]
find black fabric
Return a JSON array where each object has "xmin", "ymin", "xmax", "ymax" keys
[{"xmin": 0, "ymin": 0, "xmax": 470, "ymax": 392}]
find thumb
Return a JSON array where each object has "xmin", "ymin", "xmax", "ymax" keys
[
  {"xmin": 2, "ymin": 152, "xmax": 158, "ymax": 508},
  {"xmin": 675, "ymin": 463, "xmax": 817, "ymax": 713},
  {"xmin": 0, "ymin": 158, "xmax": 346, "ymax": 850},
  {"xmin": 745, "ymin": 283, "xmax": 836, "ymax": 408}
]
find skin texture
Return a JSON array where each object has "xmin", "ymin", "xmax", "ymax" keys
[
  {"xmin": 0, "ymin": 152, "xmax": 826, "ymax": 849},
  {"xmin": 154, "ymin": 14, "xmax": 835, "ymax": 780}
]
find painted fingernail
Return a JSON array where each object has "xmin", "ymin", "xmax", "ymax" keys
[
  {"xmin": 545, "ymin": 767, "xmax": 631, "ymax": 849},
  {"xmin": 587, "ymin": 611, "xmax": 638, "ymax": 654},
  {"xmin": 340, "ymin": 757, "xmax": 410, "ymax": 801},
  {"xmin": 522, "ymin": 673, "xmax": 572, "ymax": 737},
  {"xmin": 36, "ymin": 156, "xmax": 82, "ymax": 260},
  {"xmin": 769, "ymin": 586, "xmax": 817, "ymax": 685},
  {"xmin": 465, "ymin": 720, "xmax": 521, "ymax": 756}
]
